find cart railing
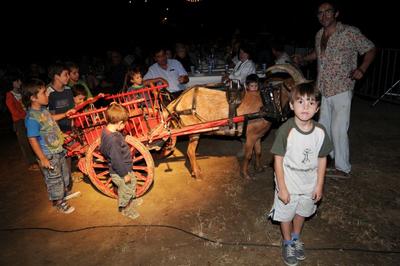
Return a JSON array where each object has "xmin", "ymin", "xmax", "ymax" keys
[{"xmin": 67, "ymin": 81, "xmax": 169, "ymax": 148}]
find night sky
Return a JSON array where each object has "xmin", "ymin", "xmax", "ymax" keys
[{"xmin": 1, "ymin": 0, "xmax": 398, "ymax": 64}]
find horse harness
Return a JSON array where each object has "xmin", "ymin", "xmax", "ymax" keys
[
  {"xmin": 170, "ymin": 80, "xmax": 290, "ymax": 136},
  {"xmin": 171, "ymin": 86, "xmax": 208, "ymax": 123},
  {"xmin": 259, "ymin": 80, "xmax": 292, "ymax": 123}
]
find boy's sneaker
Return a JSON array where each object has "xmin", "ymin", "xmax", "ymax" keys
[
  {"xmin": 282, "ymin": 243, "xmax": 298, "ymax": 266},
  {"xmin": 63, "ymin": 191, "xmax": 81, "ymax": 200},
  {"xmin": 56, "ymin": 201, "xmax": 75, "ymax": 214},
  {"xmin": 121, "ymin": 208, "xmax": 140, "ymax": 220},
  {"xmin": 132, "ymin": 198, "xmax": 143, "ymax": 207},
  {"xmin": 293, "ymin": 239, "xmax": 305, "ymax": 260},
  {"xmin": 326, "ymin": 169, "xmax": 351, "ymax": 179}
]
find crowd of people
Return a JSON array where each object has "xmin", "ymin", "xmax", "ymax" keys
[{"xmin": 0, "ymin": 1, "xmax": 377, "ymax": 265}]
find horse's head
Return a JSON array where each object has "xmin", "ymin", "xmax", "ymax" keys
[
  {"xmin": 262, "ymin": 64, "xmax": 312, "ymax": 122},
  {"xmin": 224, "ymin": 79, "xmax": 245, "ymax": 105}
]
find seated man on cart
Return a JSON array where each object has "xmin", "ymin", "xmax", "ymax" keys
[{"xmin": 144, "ymin": 47, "xmax": 189, "ymax": 98}]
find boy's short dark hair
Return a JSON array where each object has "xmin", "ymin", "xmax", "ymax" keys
[
  {"xmin": 105, "ymin": 102, "xmax": 129, "ymax": 124},
  {"xmin": 72, "ymin": 84, "xmax": 87, "ymax": 97},
  {"xmin": 245, "ymin": 74, "xmax": 259, "ymax": 85},
  {"xmin": 290, "ymin": 82, "xmax": 321, "ymax": 105},
  {"xmin": 65, "ymin": 61, "xmax": 79, "ymax": 71},
  {"xmin": 126, "ymin": 66, "xmax": 143, "ymax": 80},
  {"xmin": 48, "ymin": 62, "xmax": 68, "ymax": 80},
  {"xmin": 22, "ymin": 78, "xmax": 46, "ymax": 107}
]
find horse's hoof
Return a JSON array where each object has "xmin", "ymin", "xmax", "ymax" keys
[
  {"xmin": 241, "ymin": 172, "xmax": 254, "ymax": 181},
  {"xmin": 255, "ymin": 167, "xmax": 265, "ymax": 173},
  {"xmin": 191, "ymin": 171, "xmax": 202, "ymax": 180}
]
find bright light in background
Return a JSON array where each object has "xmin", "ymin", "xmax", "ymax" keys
[{"xmin": 128, "ymin": 0, "xmax": 149, "ymax": 4}]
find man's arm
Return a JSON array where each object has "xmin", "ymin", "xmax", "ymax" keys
[
  {"xmin": 178, "ymin": 75, "xmax": 189, "ymax": 84},
  {"xmin": 303, "ymin": 50, "xmax": 317, "ymax": 63},
  {"xmin": 352, "ymin": 47, "xmax": 377, "ymax": 80},
  {"xmin": 293, "ymin": 50, "xmax": 317, "ymax": 65},
  {"xmin": 175, "ymin": 60, "xmax": 189, "ymax": 84}
]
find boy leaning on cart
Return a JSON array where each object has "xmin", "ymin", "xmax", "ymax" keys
[
  {"xmin": 99, "ymin": 102, "xmax": 143, "ymax": 220},
  {"xmin": 22, "ymin": 78, "xmax": 77, "ymax": 214}
]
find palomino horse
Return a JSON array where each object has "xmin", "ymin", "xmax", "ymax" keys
[{"xmin": 166, "ymin": 64, "xmax": 310, "ymax": 180}]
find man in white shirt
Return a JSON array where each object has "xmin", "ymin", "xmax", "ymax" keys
[
  {"xmin": 144, "ymin": 48, "xmax": 189, "ymax": 97},
  {"xmin": 226, "ymin": 44, "xmax": 256, "ymax": 86}
]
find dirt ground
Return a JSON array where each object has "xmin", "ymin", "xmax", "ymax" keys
[{"xmin": 0, "ymin": 97, "xmax": 399, "ymax": 266}]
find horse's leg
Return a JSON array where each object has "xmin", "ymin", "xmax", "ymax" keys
[
  {"xmin": 241, "ymin": 136, "xmax": 256, "ymax": 180},
  {"xmin": 254, "ymin": 138, "xmax": 264, "ymax": 173},
  {"xmin": 241, "ymin": 121, "xmax": 272, "ymax": 179},
  {"xmin": 187, "ymin": 134, "xmax": 202, "ymax": 179}
]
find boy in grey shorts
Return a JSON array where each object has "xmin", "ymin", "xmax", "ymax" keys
[
  {"xmin": 269, "ymin": 82, "xmax": 332, "ymax": 266},
  {"xmin": 23, "ymin": 79, "xmax": 76, "ymax": 214}
]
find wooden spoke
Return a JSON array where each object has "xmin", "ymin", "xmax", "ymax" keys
[
  {"xmin": 132, "ymin": 165, "xmax": 149, "ymax": 171},
  {"xmin": 132, "ymin": 155, "xmax": 144, "ymax": 163}
]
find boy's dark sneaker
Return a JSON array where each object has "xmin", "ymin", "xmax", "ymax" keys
[
  {"xmin": 326, "ymin": 169, "xmax": 351, "ymax": 179},
  {"xmin": 282, "ymin": 243, "xmax": 298, "ymax": 266},
  {"xmin": 56, "ymin": 201, "xmax": 75, "ymax": 214},
  {"xmin": 293, "ymin": 239, "xmax": 305, "ymax": 260}
]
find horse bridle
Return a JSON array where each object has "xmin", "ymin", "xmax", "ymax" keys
[{"xmin": 260, "ymin": 80, "xmax": 292, "ymax": 123}]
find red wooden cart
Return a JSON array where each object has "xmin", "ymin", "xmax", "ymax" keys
[{"xmin": 65, "ymin": 79, "xmax": 249, "ymax": 198}]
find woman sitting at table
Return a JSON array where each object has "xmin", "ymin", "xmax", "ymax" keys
[{"xmin": 223, "ymin": 43, "xmax": 256, "ymax": 85}]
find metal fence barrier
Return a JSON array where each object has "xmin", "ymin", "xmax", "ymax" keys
[{"xmin": 357, "ymin": 48, "xmax": 400, "ymax": 105}]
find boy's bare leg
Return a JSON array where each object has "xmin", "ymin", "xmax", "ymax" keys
[
  {"xmin": 292, "ymin": 214, "xmax": 305, "ymax": 235},
  {"xmin": 280, "ymin": 221, "xmax": 293, "ymax": 241}
]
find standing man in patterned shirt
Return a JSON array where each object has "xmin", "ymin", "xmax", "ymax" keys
[{"xmin": 293, "ymin": 1, "xmax": 376, "ymax": 178}]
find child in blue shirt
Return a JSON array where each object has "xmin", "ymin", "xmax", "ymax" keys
[{"xmin": 23, "ymin": 79, "xmax": 76, "ymax": 214}]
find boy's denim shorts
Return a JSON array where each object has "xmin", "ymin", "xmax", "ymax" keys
[{"xmin": 40, "ymin": 151, "xmax": 70, "ymax": 201}]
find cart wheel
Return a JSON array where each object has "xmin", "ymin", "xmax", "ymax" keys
[{"xmin": 85, "ymin": 136, "xmax": 155, "ymax": 198}]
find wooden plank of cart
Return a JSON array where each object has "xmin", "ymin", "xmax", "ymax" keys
[{"xmin": 64, "ymin": 79, "xmax": 257, "ymax": 198}]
